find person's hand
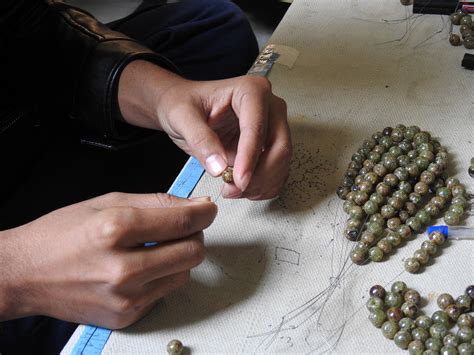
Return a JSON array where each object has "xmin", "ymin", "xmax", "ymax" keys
[
  {"xmin": 0, "ymin": 192, "xmax": 216, "ymax": 329},
  {"xmin": 119, "ymin": 61, "xmax": 292, "ymax": 200}
]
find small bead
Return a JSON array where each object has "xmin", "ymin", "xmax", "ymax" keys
[
  {"xmin": 425, "ymin": 203, "xmax": 440, "ymax": 217},
  {"xmin": 350, "ymin": 250, "xmax": 367, "ymax": 265},
  {"xmin": 415, "ymin": 210, "xmax": 431, "ymax": 225},
  {"xmin": 440, "ymin": 345, "xmax": 459, "ymax": 355},
  {"xmin": 457, "ymin": 314, "xmax": 473, "ymax": 328},
  {"xmin": 377, "ymin": 238, "xmax": 393, "ymax": 254},
  {"xmin": 222, "ymin": 167, "xmax": 234, "ymax": 183},
  {"xmin": 414, "ymin": 182, "xmax": 429, "ymax": 195},
  {"xmin": 460, "ymin": 14, "xmax": 473, "ymax": 26},
  {"xmin": 369, "ymin": 213, "xmax": 385, "ymax": 225},
  {"xmin": 406, "ymin": 217, "xmax": 422, "ymax": 232},
  {"xmin": 366, "ymin": 296, "xmax": 385, "ymax": 312},
  {"xmin": 445, "ymin": 177, "xmax": 460, "ymax": 189},
  {"xmin": 451, "ymin": 196, "xmax": 467, "ymax": 207},
  {"xmin": 391, "ymin": 129, "xmax": 405, "ymax": 143},
  {"xmin": 383, "ymin": 173, "xmax": 399, "ymax": 187},
  {"xmin": 399, "ymin": 181, "xmax": 413, "ymax": 194},
  {"xmin": 399, "ymin": 210, "xmax": 409, "ymax": 223},
  {"xmin": 430, "ymin": 323, "xmax": 449, "ymax": 339},
  {"xmin": 451, "ymin": 184, "xmax": 466, "ymax": 198},
  {"xmin": 445, "ymin": 304, "xmax": 462, "ymax": 322},
  {"xmin": 369, "ymin": 285, "xmax": 386, "ymax": 299},
  {"xmin": 444, "ymin": 211, "xmax": 460, "ymax": 226},
  {"xmin": 409, "ymin": 192, "xmax": 423, "ymax": 205},
  {"xmin": 398, "ymin": 154, "xmax": 411, "ymax": 166},
  {"xmin": 405, "ymin": 202, "xmax": 418, "ymax": 216},
  {"xmin": 431, "ymin": 195, "xmax": 447, "ymax": 209},
  {"xmin": 392, "ymin": 281, "xmax": 408, "ymax": 296},
  {"xmin": 388, "ymin": 197, "xmax": 404, "ymax": 210},
  {"xmin": 394, "ymin": 330, "xmax": 413, "ymax": 349},
  {"xmin": 412, "ymin": 327, "xmax": 429, "ymax": 342},
  {"xmin": 419, "ymin": 150, "xmax": 435, "ymax": 162},
  {"xmin": 413, "ymin": 132, "xmax": 431, "ymax": 146},
  {"xmin": 393, "ymin": 190, "xmax": 409, "ymax": 202},
  {"xmin": 425, "ymin": 337, "xmax": 443, "ymax": 351},
  {"xmin": 405, "ymin": 257, "xmax": 420, "ymax": 273},
  {"xmin": 361, "ymin": 231, "xmax": 377, "ymax": 245},
  {"xmin": 387, "ymin": 307, "xmax": 404, "ymax": 323},
  {"xmin": 364, "ymin": 172, "xmax": 379, "ymax": 184},
  {"xmin": 344, "ymin": 218, "xmax": 363, "ymax": 241},
  {"xmin": 466, "ymin": 285, "xmax": 474, "ymax": 299},
  {"xmin": 448, "ymin": 204, "xmax": 464, "ymax": 219},
  {"xmin": 167, "ymin": 339, "xmax": 184, "ymax": 355},
  {"xmin": 354, "ymin": 241, "xmax": 369, "ymax": 253},
  {"xmin": 366, "ymin": 222, "xmax": 384, "ymax": 237},
  {"xmin": 369, "ymin": 193, "xmax": 385, "ymax": 206},
  {"xmin": 343, "ymin": 200, "xmax": 354, "ymax": 214},
  {"xmin": 413, "ymin": 249, "xmax": 430, "ymax": 265},
  {"xmin": 429, "ymin": 231, "xmax": 446, "ymax": 246},
  {"xmin": 358, "ymin": 181, "xmax": 373, "ymax": 194},
  {"xmin": 458, "ymin": 343, "xmax": 474, "ymax": 355},
  {"xmin": 402, "ymin": 302, "xmax": 418, "ymax": 319},
  {"xmin": 457, "ymin": 326, "xmax": 473, "ymax": 343},
  {"xmin": 349, "ymin": 205, "xmax": 365, "ymax": 219},
  {"xmin": 415, "ymin": 157, "xmax": 430, "ymax": 170},
  {"xmin": 408, "ymin": 339, "xmax": 425, "ymax": 354},
  {"xmin": 416, "ymin": 315, "xmax": 433, "ymax": 330},
  {"xmin": 382, "ymin": 127, "xmax": 393, "ymax": 136},
  {"xmin": 398, "ymin": 224, "xmax": 412, "ymax": 239},
  {"xmin": 386, "ymin": 230, "xmax": 402, "ymax": 246},
  {"xmin": 387, "ymin": 217, "xmax": 402, "ymax": 231},
  {"xmin": 386, "ymin": 292, "xmax": 403, "ymax": 308},
  {"xmin": 404, "ymin": 126, "xmax": 420, "ymax": 140},
  {"xmin": 373, "ymin": 163, "xmax": 388, "ymax": 177},
  {"xmin": 368, "ymin": 246, "xmax": 384, "ymax": 262},
  {"xmin": 381, "ymin": 204, "xmax": 396, "ymax": 219},
  {"xmin": 451, "ymin": 13, "xmax": 463, "ymax": 26},
  {"xmin": 443, "ymin": 334, "xmax": 460, "ymax": 348},
  {"xmin": 437, "ymin": 293, "xmax": 455, "ymax": 310},
  {"xmin": 400, "ymin": 317, "xmax": 416, "ymax": 331},
  {"xmin": 369, "ymin": 309, "xmax": 387, "ymax": 328},
  {"xmin": 421, "ymin": 240, "xmax": 438, "ymax": 255},
  {"xmin": 405, "ymin": 289, "xmax": 421, "ymax": 305},
  {"xmin": 432, "ymin": 311, "xmax": 450, "ymax": 327},
  {"xmin": 353, "ymin": 191, "xmax": 369, "ymax": 205},
  {"xmin": 363, "ymin": 200, "xmax": 378, "ymax": 215},
  {"xmin": 382, "ymin": 320, "xmax": 399, "ymax": 339},
  {"xmin": 456, "ymin": 294, "xmax": 472, "ymax": 310},
  {"xmin": 437, "ymin": 187, "xmax": 452, "ymax": 200}
]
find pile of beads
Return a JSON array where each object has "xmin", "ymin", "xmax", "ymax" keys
[
  {"xmin": 449, "ymin": 10, "xmax": 474, "ymax": 49},
  {"xmin": 367, "ymin": 282, "xmax": 474, "ymax": 353},
  {"xmin": 404, "ymin": 230, "xmax": 447, "ymax": 273},
  {"xmin": 336, "ymin": 125, "xmax": 468, "ymax": 266}
]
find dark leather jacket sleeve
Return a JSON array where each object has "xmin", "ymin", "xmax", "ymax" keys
[{"xmin": 0, "ymin": 0, "xmax": 175, "ymax": 140}]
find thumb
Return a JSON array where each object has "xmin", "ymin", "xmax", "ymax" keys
[
  {"xmin": 86, "ymin": 192, "xmax": 213, "ymax": 210},
  {"xmin": 172, "ymin": 104, "xmax": 229, "ymax": 177}
]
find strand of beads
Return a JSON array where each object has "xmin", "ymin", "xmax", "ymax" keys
[
  {"xmin": 337, "ymin": 125, "xmax": 467, "ymax": 266},
  {"xmin": 449, "ymin": 10, "xmax": 474, "ymax": 49},
  {"xmin": 367, "ymin": 282, "xmax": 474, "ymax": 353}
]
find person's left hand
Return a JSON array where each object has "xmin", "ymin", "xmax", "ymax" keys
[{"xmin": 119, "ymin": 60, "xmax": 292, "ymax": 200}]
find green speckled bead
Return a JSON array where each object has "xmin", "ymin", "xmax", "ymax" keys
[
  {"xmin": 406, "ymin": 217, "xmax": 422, "ymax": 232},
  {"xmin": 394, "ymin": 330, "xmax": 413, "ymax": 349},
  {"xmin": 381, "ymin": 205, "xmax": 396, "ymax": 219},
  {"xmin": 405, "ymin": 202, "xmax": 418, "ymax": 216},
  {"xmin": 444, "ymin": 211, "xmax": 460, "ymax": 226},
  {"xmin": 451, "ymin": 184, "xmax": 466, "ymax": 197},
  {"xmin": 425, "ymin": 203, "xmax": 440, "ymax": 217},
  {"xmin": 457, "ymin": 327, "xmax": 473, "ymax": 343},
  {"xmin": 399, "ymin": 181, "xmax": 413, "ymax": 194},
  {"xmin": 394, "ymin": 167, "xmax": 409, "ymax": 181},
  {"xmin": 415, "ymin": 157, "xmax": 430, "ymax": 171},
  {"xmin": 413, "ymin": 249, "xmax": 430, "ymax": 265},
  {"xmin": 399, "ymin": 210, "xmax": 409, "ymax": 223},
  {"xmin": 417, "ymin": 142, "xmax": 433, "ymax": 152},
  {"xmin": 364, "ymin": 172, "xmax": 379, "ymax": 184},
  {"xmin": 393, "ymin": 190, "xmax": 409, "ymax": 202},
  {"xmin": 456, "ymin": 294, "xmax": 471, "ymax": 310},
  {"xmin": 405, "ymin": 126, "xmax": 420, "ymax": 140},
  {"xmin": 354, "ymin": 191, "xmax": 369, "ymax": 206},
  {"xmin": 398, "ymin": 225, "xmax": 412, "ymax": 239},
  {"xmin": 370, "ymin": 192, "xmax": 386, "ymax": 206},
  {"xmin": 367, "ymin": 222, "xmax": 384, "ymax": 237},
  {"xmin": 363, "ymin": 138, "xmax": 377, "ymax": 150},
  {"xmin": 415, "ymin": 210, "xmax": 431, "ymax": 225},
  {"xmin": 409, "ymin": 192, "xmax": 423, "ymax": 205},
  {"xmin": 445, "ymin": 304, "xmax": 461, "ymax": 322},
  {"xmin": 362, "ymin": 200, "xmax": 378, "ymax": 215},
  {"xmin": 451, "ymin": 196, "xmax": 467, "ymax": 207},
  {"xmin": 440, "ymin": 345, "xmax": 459, "ymax": 355},
  {"xmin": 368, "ymin": 151, "xmax": 381, "ymax": 163},
  {"xmin": 420, "ymin": 171, "xmax": 435, "ymax": 185},
  {"xmin": 377, "ymin": 238, "xmax": 393, "ymax": 254},
  {"xmin": 430, "ymin": 323, "xmax": 449, "ymax": 339},
  {"xmin": 344, "ymin": 219, "xmax": 363, "ymax": 241},
  {"xmin": 349, "ymin": 205, "xmax": 364, "ymax": 219},
  {"xmin": 376, "ymin": 182, "xmax": 391, "ymax": 196},
  {"xmin": 358, "ymin": 181, "xmax": 373, "ymax": 194},
  {"xmin": 414, "ymin": 132, "xmax": 431, "ymax": 146},
  {"xmin": 383, "ymin": 155, "xmax": 398, "ymax": 171},
  {"xmin": 405, "ymin": 289, "xmax": 421, "ymax": 305},
  {"xmin": 421, "ymin": 240, "xmax": 438, "ymax": 255},
  {"xmin": 416, "ymin": 315, "xmax": 433, "ymax": 330},
  {"xmin": 445, "ymin": 177, "xmax": 460, "ymax": 189},
  {"xmin": 437, "ymin": 187, "xmax": 452, "ymax": 200},
  {"xmin": 413, "ymin": 327, "xmax": 430, "ymax": 342},
  {"xmin": 380, "ymin": 135, "xmax": 393, "ymax": 148},
  {"xmin": 392, "ymin": 281, "xmax": 408, "ymax": 295},
  {"xmin": 369, "ymin": 309, "xmax": 387, "ymax": 328},
  {"xmin": 432, "ymin": 311, "xmax": 450, "ymax": 327},
  {"xmin": 369, "ymin": 213, "xmax": 385, "ymax": 225},
  {"xmin": 384, "ymin": 173, "xmax": 399, "ymax": 187},
  {"xmin": 382, "ymin": 320, "xmax": 400, "ymax": 339},
  {"xmin": 405, "ymin": 257, "xmax": 420, "ymax": 273},
  {"xmin": 451, "ymin": 13, "xmax": 463, "ymax": 25},
  {"xmin": 426, "ymin": 337, "xmax": 443, "ymax": 351},
  {"xmin": 448, "ymin": 204, "xmax": 464, "ymax": 217},
  {"xmin": 373, "ymin": 164, "xmax": 389, "ymax": 178},
  {"xmin": 431, "ymin": 193, "xmax": 447, "ymax": 208},
  {"xmin": 419, "ymin": 150, "xmax": 435, "ymax": 162},
  {"xmin": 350, "ymin": 250, "xmax": 367, "ymax": 265},
  {"xmin": 398, "ymin": 154, "xmax": 411, "ymax": 167},
  {"xmin": 391, "ymin": 128, "xmax": 404, "ymax": 143},
  {"xmin": 443, "ymin": 334, "xmax": 460, "ymax": 348},
  {"xmin": 361, "ymin": 231, "xmax": 377, "ymax": 245},
  {"xmin": 437, "ymin": 293, "xmax": 455, "ymax": 310},
  {"xmin": 408, "ymin": 339, "xmax": 425, "ymax": 354},
  {"xmin": 457, "ymin": 314, "xmax": 473, "ymax": 328},
  {"xmin": 407, "ymin": 150, "xmax": 418, "ymax": 160},
  {"xmin": 460, "ymin": 14, "xmax": 473, "ymax": 26},
  {"xmin": 354, "ymin": 241, "xmax": 369, "ymax": 253},
  {"xmin": 387, "ymin": 217, "xmax": 402, "ymax": 231},
  {"xmin": 400, "ymin": 317, "xmax": 417, "ymax": 330},
  {"xmin": 368, "ymin": 246, "xmax": 384, "ymax": 262},
  {"xmin": 429, "ymin": 231, "xmax": 446, "ymax": 246},
  {"xmin": 386, "ymin": 292, "xmax": 403, "ymax": 308},
  {"xmin": 389, "ymin": 145, "xmax": 403, "ymax": 157},
  {"xmin": 366, "ymin": 296, "xmax": 385, "ymax": 312},
  {"xmin": 428, "ymin": 162, "xmax": 443, "ymax": 176},
  {"xmin": 343, "ymin": 200, "xmax": 354, "ymax": 214},
  {"xmin": 167, "ymin": 339, "xmax": 183, "ymax": 355},
  {"xmin": 458, "ymin": 342, "xmax": 474, "ymax": 355},
  {"xmin": 414, "ymin": 182, "xmax": 429, "ymax": 195},
  {"xmin": 387, "ymin": 231, "xmax": 402, "ymax": 247}
]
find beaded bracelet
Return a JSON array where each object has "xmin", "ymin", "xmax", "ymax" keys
[
  {"xmin": 367, "ymin": 281, "xmax": 474, "ymax": 353},
  {"xmin": 336, "ymin": 125, "xmax": 468, "ymax": 266}
]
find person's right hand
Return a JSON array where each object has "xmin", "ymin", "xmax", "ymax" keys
[{"xmin": 0, "ymin": 192, "xmax": 216, "ymax": 329}]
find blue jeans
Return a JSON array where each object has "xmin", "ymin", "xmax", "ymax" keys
[{"xmin": 0, "ymin": 1, "xmax": 257, "ymax": 354}]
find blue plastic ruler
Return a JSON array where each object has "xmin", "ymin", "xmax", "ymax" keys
[{"xmin": 70, "ymin": 156, "xmax": 204, "ymax": 355}]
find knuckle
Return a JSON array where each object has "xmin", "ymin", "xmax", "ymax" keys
[
  {"xmin": 98, "ymin": 208, "xmax": 138, "ymax": 243},
  {"xmin": 104, "ymin": 192, "xmax": 126, "ymax": 203},
  {"xmin": 108, "ymin": 261, "xmax": 132, "ymax": 288},
  {"xmin": 153, "ymin": 193, "xmax": 175, "ymax": 207},
  {"xmin": 185, "ymin": 237, "xmax": 205, "ymax": 266},
  {"xmin": 247, "ymin": 75, "xmax": 272, "ymax": 91},
  {"xmin": 111, "ymin": 295, "xmax": 135, "ymax": 315}
]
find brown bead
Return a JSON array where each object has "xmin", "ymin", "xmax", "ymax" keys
[
  {"xmin": 387, "ymin": 217, "xmax": 402, "ymax": 231},
  {"xmin": 437, "ymin": 293, "xmax": 454, "ymax": 310},
  {"xmin": 404, "ymin": 289, "xmax": 421, "ymax": 305},
  {"xmin": 449, "ymin": 33, "xmax": 461, "ymax": 46},
  {"xmin": 465, "ymin": 37, "xmax": 474, "ymax": 49},
  {"xmin": 369, "ymin": 285, "xmax": 386, "ymax": 299},
  {"xmin": 445, "ymin": 304, "xmax": 461, "ymax": 321},
  {"xmin": 414, "ymin": 182, "xmax": 429, "ymax": 195},
  {"xmin": 387, "ymin": 307, "xmax": 403, "ymax": 322},
  {"xmin": 222, "ymin": 166, "xmax": 234, "ymax": 183},
  {"xmin": 428, "ymin": 231, "xmax": 446, "ymax": 245},
  {"xmin": 377, "ymin": 238, "xmax": 393, "ymax": 254}
]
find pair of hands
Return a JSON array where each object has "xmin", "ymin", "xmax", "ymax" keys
[{"xmin": 0, "ymin": 60, "xmax": 291, "ymax": 329}]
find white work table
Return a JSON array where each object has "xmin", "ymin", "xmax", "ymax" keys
[{"xmin": 64, "ymin": 0, "xmax": 474, "ymax": 353}]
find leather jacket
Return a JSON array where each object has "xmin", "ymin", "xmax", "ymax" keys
[{"xmin": 0, "ymin": 0, "xmax": 173, "ymax": 199}]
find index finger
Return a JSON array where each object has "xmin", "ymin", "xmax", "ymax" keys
[{"xmin": 232, "ymin": 78, "xmax": 271, "ymax": 191}]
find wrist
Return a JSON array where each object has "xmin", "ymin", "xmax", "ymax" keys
[
  {"xmin": 118, "ymin": 60, "xmax": 187, "ymax": 130},
  {"xmin": 0, "ymin": 227, "xmax": 37, "ymax": 320}
]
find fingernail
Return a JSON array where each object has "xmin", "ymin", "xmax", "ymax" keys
[
  {"xmin": 190, "ymin": 196, "xmax": 211, "ymax": 202},
  {"xmin": 205, "ymin": 154, "xmax": 226, "ymax": 177},
  {"xmin": 240, "ymin": 172, "xmax": 251, "ymax": 192}
]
